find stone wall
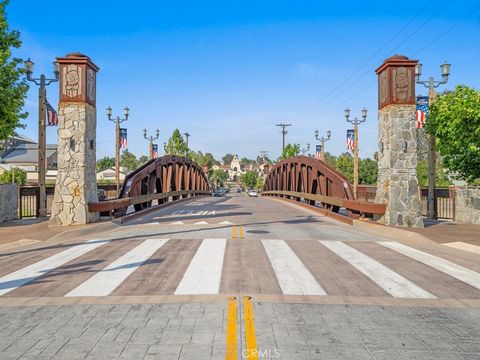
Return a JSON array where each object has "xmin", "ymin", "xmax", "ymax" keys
[
  {"xmin": 375, "ymin": 104, "xmax": 423, "ymax": 227},
  {"xmin": 455, "ymin": 187, "xmax": 480, "ymax": 224},
  {"xmin": 50, "ymin": 102, "xmax": 98, "ymax": 225},
  {"xmin": 0, "ymin": 184, "xmax": 18, "ymax": 223}
]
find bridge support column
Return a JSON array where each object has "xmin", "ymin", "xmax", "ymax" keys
[
  {"xmin": 50, "ymin": 53, "xmax": 99, "ymax": 226},
  {"xmin": 374, "ymin": 55, "xmax": 423, "ymax": 227}
]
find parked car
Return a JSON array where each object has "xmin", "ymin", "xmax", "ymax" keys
[
  {"xmin": 236, "ymin": 188, "xmax": 242, "ymax": 193},
  {"xmin": 248, "ymin": 190, "xmax": 257, "ymax": 197},
  {"xmin": 212, "ymin": 189, "xmax": 225, "ymax": 197}
]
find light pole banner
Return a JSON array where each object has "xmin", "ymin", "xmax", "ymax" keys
[
  {"xmin": 416, "ymin": 96, "xmax": 429, "ymax": 129},
  {"xmin": 152, "ymin": 144, "xmax": 158, "ymax": 158},
  {"xmin": 315, "ymin": 145, "xmax": 322, "ymax": 160},
  {"xmin": 346, "ymin": 129, "xmax": 354, "ymax": 151},
  {"xmin": 119, "ymin": 128, "xmax": 127, "ymax": 148}
]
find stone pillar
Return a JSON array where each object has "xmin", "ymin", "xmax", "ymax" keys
[
  {"xmin": 50, "ymin": 53, "xmax": 99, "ymax": 226},
  {"xmin": 374, "ymin": 55, "xmax": 423, "ymax": 227}
]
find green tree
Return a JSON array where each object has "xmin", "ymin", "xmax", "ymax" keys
[
  {"xmin": 0, "ymin": 167, "xmax": 26, "ymax": 185},
  {"xmin": 358, "ymin": 157, "xmax": 378, "ymax": 185},
  {"xmin": 190, "ymin": 151, "xmax": 217, "ymax": 169},
  {"xmin": 120, "ymin": 149, "xmax": 138, "ymax": 172},
  {"xmin": 323, "ymin": 152, "xmax": 337, "ymax": 168},
  {"xmin": 416, "ymin": 159, "xmax": 452, "ymax": 187},
  {"xmin": 96, "ymin": 156, "xmax": 115, "ymax": 171},
  {"xmin": 336, "ymin": 152, "xmax": 354, "ymax": 183},
  {"xmin": 426, "ymin": 85, "xmax": 480, "ymax": 183},
  {"xmin": 210, "ymin": 169, "xmax": 228, "ymax": 188},
  {"xmin": 222, "ymin": 154, "xmax": 234, "ymax": 165},
  {"xmin": 240, "ymin": 157, "xmax": 255, "ymax": 167},
  {"xmin": 255, "ymin": 176, "xmax": 264, "ymax": 191},
  {"xmin": 164, "ymin": 129, "xmax": 188, "ymax": 157},
  {"xmin": 280, "ymin": 143, "xmax": 300, "ymax": 160},
  {"xmin": 138, "ymin": 155, "xmax": 149, "ymax": 166},
  {"xmin": 0, "ymin": 1, "xmax": 29, "ymax": 140},
  {"xmin": 239, "ymin": 171, "xmax": 258, "ymax": 189}
]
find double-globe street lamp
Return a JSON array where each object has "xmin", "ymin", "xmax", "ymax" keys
[
  {"xmin": 415, "ymin": 61, "xmax": 451, "ymax": 220},
  {"xmin": 106, "ymin": 106, "xmax": 130, "ymax": 196},
  {"xmin": 344, "ymin": 107, "xmax": 367, "ymax": 198},
  {"xmin": 144, "ymin": 129, "xmax": 160, "ymax": 159},
  {"xmin": 314, "ymin": 129, "xmax": 331, "ymax": 161},
  {"xmin": 300, "ymin": 143, "xmax": 310, "ymax": 156},
  {"xmin": 24, "ymin": 58, "xmax": 60, "ymax": 217}
]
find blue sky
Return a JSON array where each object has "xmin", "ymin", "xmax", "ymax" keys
[{"xmin": 7, "ymin": 0, "xmax": 480, "ymax": 161}]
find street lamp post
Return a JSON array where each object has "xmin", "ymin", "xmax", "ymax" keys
[
  {"xmin": 106, "ymin": 106, "xmax": 129, "ymax": 196},
  {"xmin": 301, "ymin": 143, "xmax": 310, "ymax": 156},
  {"xmin": 314, "ymin": 129, "xmax": 331, "ymax": 161},
  {"xmin": 415, "ymin": 61, "xmax": 451, "ymax": 220},
  {"xmin": 24, "ymin": 58, "xmax": 59, "ymax": 217},
  {"xmin": 144, "ymin": 128, "xmax": 159, "ymax": 159},
  {"xmin": 345, "ymin": 107, "xmax": 367, "ymax": 198}
]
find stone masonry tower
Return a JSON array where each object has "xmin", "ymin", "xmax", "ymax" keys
[
  {"xmin": 374, "ymin": 55, "xmax": 423, "ymax": 227},
  {"xmin": 50, "ymin": 53, "xmax": 99, "ymax": 226}
]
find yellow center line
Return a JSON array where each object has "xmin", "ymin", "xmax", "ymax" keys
[
  {"xmin": 226, "ymin": 296, "xmax": 237, "ymax": 360},
  {"xmin": 243, "ymin": 296, "xmax": 258, "ymax": 360},
  {"xmin": 239, "ymin": 226, "xmax": 245, "ymax": 239},
  {"xmin": 232, "ymin": 226, "xmax": 237, "ymax": 239}
]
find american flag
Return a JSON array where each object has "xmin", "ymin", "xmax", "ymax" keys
[
  {"xmin": 152, "ymin": 144, "xmax": 158, "ymax": 158},
  {"xmin": 119, "ymin": 128, "xmax": 127, "ymax": 149},
  {"xmin": 416, "ymin": 96, "xmax": 429, "ymax": 129},
  {"xmin": 46, "ymin": 100, "xmax": 58, "ymax": 126},
  {"xmin": 346, "ymin": 129, "xmax": 355, "ymax": 151},
  {"xmin": 315, "ymin": 144, "xmax": 322, "ymax": 160}
]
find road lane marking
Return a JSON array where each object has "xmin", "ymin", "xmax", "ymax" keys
[
  {"xmin": 232, "ymin": 227, "xmax": 237, "ymax": 239},
  {"xmin": 380, "ymin": 241, "xmax": 480, "ymax": 290},
  {"xmin": 239, "ymin": 226, "xmax": 245, "ymax": 239},
  {"xmin": 174, "ymin": 238, "xmax": 227, "ymax": 294},
  {"xmin": 226, "ymin": 296, "xmax": 237, "ymax": 360},
  {"xmin": 262, "ymin": 240, "xmax": 326, "ymax": 295},
  {"xmin": 169, "ymin": 221, "xmax": 185, "ymax": 225},
  {"xmin": 66, "ymin": 239, "xmax": 169, "ymax": 297},
  {"xmin": 320, "ymin": 241, "xmax": 436, "ymax": 299},
  {"xmin": 194, "ymin": 221, "xmax": 209, "ymax": 225},
  {"xmin": 219, "ymin": 221, "xmax": 233, "ymax": 225},
  {"xmin": 243, "ymin": 296, "xmax": 258, "ymax": 360},
  {"xmin": 442, "ymin": 242, "xmax": 480, "ymax": 255},
  {"xmin": 0, "ymin": 239, "xmax": 110, "ymax": 296}
]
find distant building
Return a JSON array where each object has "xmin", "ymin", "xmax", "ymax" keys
[
  {"xmin": 0, "ymin": 134, "xmax": 57, "ymax": 184},
  {"xmin": 96, "ymin": 167, "xmax": 129, "ymax": 183},
  {"xmin": 212, "ymin": 154, "xmax": 270, "ymax": 181}
]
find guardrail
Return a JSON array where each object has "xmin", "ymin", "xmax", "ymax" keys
[
  {"xmin": 88, "ymin": 189, "xmax": 211, "ymax": 214},
  {"xmin": 262, "ymin": 190, "xmax": 386, "ymax": 218}
]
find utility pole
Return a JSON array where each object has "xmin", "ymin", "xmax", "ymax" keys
[
  {"xmin": 107, "ymin": 106, "xmax": 129, "ymax": 197},
  {"xmin": 415, "ymin": 61, "xmax": 451, "ymax": 220},
  {"xmin": 24, "ymin": 58, "xmax": 59, "ymax": 217},
  {"xmin": 314, "ymin": 130, "xmax": 331, "ymax": 161},
  {"xmin": 184, "ymin": 132, "xmax": 190, "ymax": 151},
  {"xmin": 276, "ymin": 123, "xmax": 291, "ymax": 154},
  {"xmin": 345, "ymin": 108, "xmax": 367, "ymax": 199}
]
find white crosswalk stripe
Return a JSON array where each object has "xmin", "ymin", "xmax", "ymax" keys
[
  {"xmin": 174, "ymin": 239, "xmax": 227, "ymax": 295},
  {"xmin": 380, "ymin": 242, "xmax": 480, "ymax": 290},
  {"xmin": 0, "ymin": 239, "xmax": 110, "ymax": 296},
  {"xmin": 66, "ymin": 239, "xmax": 169, "ymax": 297},
  {"xmin": 320, "ymin": 241, "xmax": 436, "ymax": 299},
  {"xmin": 262, "ymin": 240, "xmax": 326, "ymax": 295},
  {"xmin": 442, "ymin": 242, "xmax": 480, "ymax": 255}
]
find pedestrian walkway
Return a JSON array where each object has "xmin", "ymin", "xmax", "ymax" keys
[{"xmin": 1, "ymin": 237, "xmax": 479, "ymax": 301}]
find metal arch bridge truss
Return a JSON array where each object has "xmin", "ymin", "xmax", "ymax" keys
[
  {"xmin": 88, "ymin": 155, "xmax": 210, "ymax": 217},
  {"xmin": 262, "ymin": 156, "xmax": 385, "ymax": 220}
]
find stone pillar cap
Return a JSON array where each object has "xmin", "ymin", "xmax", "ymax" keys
[
  {"xmin": 56, "ymin": 52, "xmax": 99, "ymax": 71},
  {"xmin": 375, "ymin": 54, "xmax": 417, "ymax": 74}
]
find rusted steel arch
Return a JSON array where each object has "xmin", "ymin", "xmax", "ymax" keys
[
  {"xmin": 263, "ymin": 156, "xmax": 354, "ymax": 212},
  {"xmin": 114, "ymin": 155, "xmax": 210, "ymax": 216}
]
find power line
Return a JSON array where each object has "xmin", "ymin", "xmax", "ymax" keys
[{"xmin": 306, "ymin": 0, "xmax": 437, "ymax": 113}]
